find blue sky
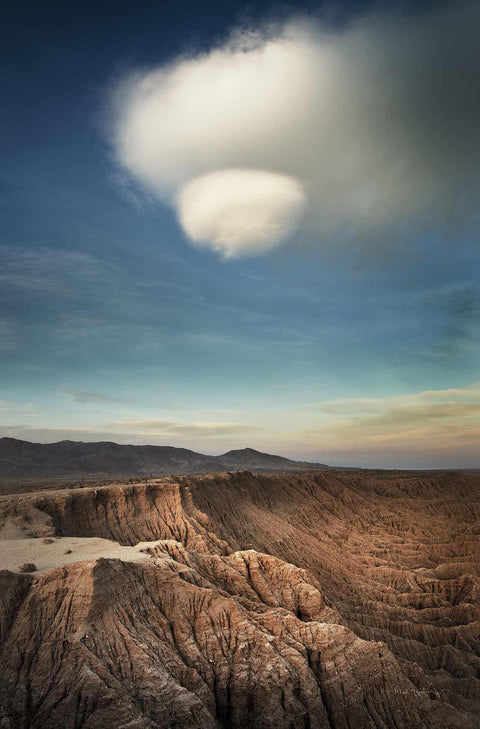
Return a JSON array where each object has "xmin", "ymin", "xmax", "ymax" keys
[{"xmin": 1, "ymin": 0, "xmax": 479, "ymax": 467}]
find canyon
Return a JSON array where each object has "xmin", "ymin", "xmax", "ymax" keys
[{"xmin": 0, "ymin": 468, "xmax": 479, "ymax": 728}]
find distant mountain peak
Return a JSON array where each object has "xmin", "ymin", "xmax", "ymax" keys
[
  {"xmin": 221, "ymin": 447, "xmax": 265, "ymax": 456},
  {"xmin": 0, "ymin": 437, "xmax": 328, "ymax": 480}
]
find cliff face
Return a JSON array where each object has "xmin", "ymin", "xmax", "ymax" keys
[{"xmin": 0, "ymin": 469, "xmax": 479, "ymax": 728}]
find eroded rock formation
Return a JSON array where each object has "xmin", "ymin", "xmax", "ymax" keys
[{"xmin": 0, "ymin": 469, "xmax": 478, "ymax": 728}]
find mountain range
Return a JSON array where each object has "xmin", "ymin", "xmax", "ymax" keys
[{"xmin": 0, "ymin": 437, "xmax": 328, "ymax": 480}]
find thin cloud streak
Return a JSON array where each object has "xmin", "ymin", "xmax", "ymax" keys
[
  {"xmin": 0, "ymin": 247, "xmax": 108, "ymax": 293},
  {"xmin": 298, "ymin": 383, "xmax": 480, "ymax": 461},
  {"xmin": 106, "ymin": 418, "xmax": 263, "ymax": 437},
  {"xmin": 0, "ymin": 401, "xmax": 37, "ymax": 416},
  {"xmin": 62, "ymin": 388, "xmax": 132, "ymax": 404}
]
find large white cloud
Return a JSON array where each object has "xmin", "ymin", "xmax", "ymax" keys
[{"xmin": 111, "ymin": 0, "xmax": 480, "ymax": 257}]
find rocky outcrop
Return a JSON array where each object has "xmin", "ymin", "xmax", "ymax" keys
[{"xmin": 0, "ymin": 469, "xmax": 478, "ymax": 728}]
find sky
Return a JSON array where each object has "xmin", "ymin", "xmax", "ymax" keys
[{"xmin": 1, "ymin": 0, "xmax": 479, "ymax": 468}]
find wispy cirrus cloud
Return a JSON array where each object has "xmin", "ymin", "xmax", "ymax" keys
[
  {"xmin": 0, "ymin": 247, "xmax": 103, "ymax": 293},
  {"xmin": 0, "ymin": 419, "xmax": 262, "ymax": 449},
  {"xmin": 0, "ymin": 401, "xmax": 37, "ymax": 416},
  {"xmin": 106, "ymin": 418, "xmax": 262, "ymax": 437},
  {"xmin": 302, "ymin": 383, "xmax": 480, "ymax": 454},
  {"xmin": 62, "ymin": 388, "xmax": 131, "ymax": 404},
  {"xmin": 0, "ymin": 425, "xmax": 120, "ymax": 443},
  {"xmin": 314, "ymin": 383, "xmax": 480, "ymax": 415}
]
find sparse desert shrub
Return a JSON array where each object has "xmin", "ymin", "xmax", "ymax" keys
[
  {"xmin": 64, "ymin": 549, "xmax": 72, "ymax": 554},
  {"xmin": 42, "ymin": 538, "xmax": 54, "ymax": 544},
  {"xmin": 19, "ymin": 562, "xmax": 37, "ymax": 573}
]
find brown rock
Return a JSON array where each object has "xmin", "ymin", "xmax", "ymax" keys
[{"xmin": 0, "ymin": 469, "xmax": 478, "ymax": 728}]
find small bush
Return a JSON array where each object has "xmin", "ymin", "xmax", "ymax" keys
[{"xmin": 19, "ymin": 563, "xmax": 37, "ymax": 573}]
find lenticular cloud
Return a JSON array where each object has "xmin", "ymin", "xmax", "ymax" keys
[
  {"xmin": 111, "ymin": 0, "xmax": 480, "ymax": 257},
  {"xmin": 177, "ymin": 169, "xmax": 305, "ymax": 258}
]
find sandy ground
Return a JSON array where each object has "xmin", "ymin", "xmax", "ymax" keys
[
  {"xmin": 0, "ymin": 492, "xmax": 167, "ymax": 574},
  {"xmin": 0, "ymin": 536, "xmax": 160, "ymax": 574}
]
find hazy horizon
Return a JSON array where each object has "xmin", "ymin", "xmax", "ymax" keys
[{"xmin": 2, "ymin": 432, "xmax": 479, "ymax": 471}]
